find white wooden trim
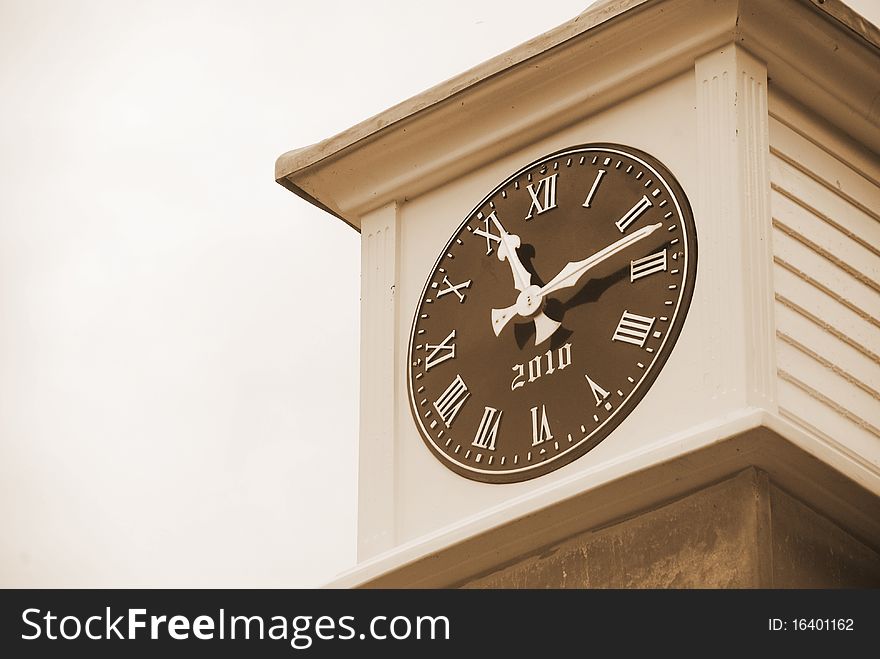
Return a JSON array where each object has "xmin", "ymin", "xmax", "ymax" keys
[
  {"xmin": 327, "ymin": 408, "xmax": 880, "ymax": 588},
  {"xmin": 277, "ymin": 0, "xmax": 880, "ymax": 230},
  {"xmin": 358, "ymin": 202, "xmax": 399, "ymax": 559},
  {"xmin": 694, "ymin": 44, "xmax": 777, "ymax": 410}
]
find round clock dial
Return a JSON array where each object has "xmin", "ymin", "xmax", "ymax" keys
[{"xmin": 407, "ymin": 143, "xmax": 697, "ymax": 483}]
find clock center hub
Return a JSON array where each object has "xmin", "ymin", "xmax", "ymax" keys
[{"xmin": 515, "ymin": 285, "xmax": 544, "ymax": 317}]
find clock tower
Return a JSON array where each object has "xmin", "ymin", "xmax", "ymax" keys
[{"xmin": 277, "ymin": 0, "xmax": 880, "ymax": 587}]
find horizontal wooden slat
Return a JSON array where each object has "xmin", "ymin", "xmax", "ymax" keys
[
  {"xmin": 769, "ymin": 91, "xmax": 880, "ymax": 189},
  {"xmin": 778, "ymin": 368, "xmax": 880, "ymax": 440},
  {"xmin": 774, "ymin": 264, "xmax": 879, "ymax": 344},
  {"xmin": 772, "ymin": 190, "xmax": 880, "ymax": 278},
  {"xmin": 772, "ymin": 184, "xmax": 880, "ymax": 260},
  {"xmin": 777, "ymin": 341, "xmax": 879, "ymax": 425},
  {"xmin": 770, "ymin": 155, "xmax": 880, "ymax": 244},
  {"xmin": 778, "ymin": 378, "xmax": 879, "ymax": 468},
  {"xmin": 770, "ymin": 110, "xmax": 880, "ymax": 473},
  {"xmin": 774, "ymin": 301, "xmax": 880, "ymax": 391},
  {"xmin": 769, "ymin": 115, "xmax": 880, "ymax": 201},
  {"xmin": 770, "ymin": 148, "xmax": 880, "ymax": 226},
  {"xmin": 773, "ymin": 229, "xmax": 878, "ymax": 316},
  {"xmin": 773, "ymin": 219, "xmax": 879, "ymax": 293}
]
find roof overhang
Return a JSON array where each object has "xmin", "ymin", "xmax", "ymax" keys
[{"xmin": 275, "ymin": 0, "xmax": 880, "ymax": 231}]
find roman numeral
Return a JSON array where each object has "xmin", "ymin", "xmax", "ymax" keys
[
  {"xmin": 473, "ymin": 211, "xmax": 503, "ymax": 255},
  {"xmin": 433, "ymin": 374, "xmax": 469, "ymax": 428},
  {"xmin": 525, "ymin": 173, "xmax": 558, "ymax": 220},
  {"xmin": 630, "ymin": 250, "xmax": 667, "ymax": 281},
  {"xmin": 424, "ymin": 329, "xmax": 457, "ymax": 371},
  {"xmin": 585, "ymin": 374, "xmax": 611, "ymax": 407},
  {"xmin": 472, "ymin": 406, "xmax": 502, "ymax": 451},
  {"xmin": 612, "ymin": 311, "xmax": 655, "ymax": 348},
  {"xmin": 582, "ymin": 169, "xmax": 606, "ymax": 208},
  {"xmin": 615, "ymin": 194, "xmax": 652, "ymax": 233},
  {"xmin": 436, "ymin": 275, "xmax": 472, "ymax": 302},
  {"xmin": 530, "ymin": 404, "xmax": 553, "ymax": 446}
]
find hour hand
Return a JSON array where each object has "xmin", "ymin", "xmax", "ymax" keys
[
  {"xmin": 490, "ymin": 215, "xmax": 531, "ymax": 292},
  {"xmin": 491, "ymin": 305, "xmax": 517, "ymax": 336},
  {"xmin": 491, "ymin": 223, "xmax": 663, "ymax": 345},
  {"xmin": 492, "ymin": 304, "xmax": 560, "ymax": 342},
  {"xmin": 491, "ymin": 286, "xmax": 561, "ymax": 340},
  {"xmin": 487, "ymin": 215, "xmax": 559, "ymax": 340}
]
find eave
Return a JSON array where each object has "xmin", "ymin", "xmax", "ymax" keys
[{"xmin": 275, "ymin": 0, "xmax": 880, "ymax": 231}]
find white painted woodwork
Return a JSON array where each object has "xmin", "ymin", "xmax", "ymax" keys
[
  {"xmin": 768, "ymin": 93, "xmax": 880, "ymax": 472},
  {"xmin": 393, "ymin": 72, "xmax": 713, "ymax": 544},
  {"xmin": 278, "ymin": 1, "xmax": 880, "ymax": 227},
  {"xmin": 277, "ymin": 0, "xmax": 880, "ymax": 577},
  {"xmin": 358, "ymin": 203, "xmax": 399, "ymax": 558},
  {"xmin": 327, "ymin": 413, "xmax": 880, "ymax": 588},
  {"xmin": 694, "ymin": 45, "xmax": 775, "ymax": 412}
]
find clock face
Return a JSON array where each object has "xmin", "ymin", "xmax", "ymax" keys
[{"xmin": 407, "ymin": 144, "xmax": 697, "ymax": 483}]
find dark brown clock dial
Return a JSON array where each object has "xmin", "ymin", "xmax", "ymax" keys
[{"xmin": 407, "ymin": 143, "xmax": 697, "ymax": 483}]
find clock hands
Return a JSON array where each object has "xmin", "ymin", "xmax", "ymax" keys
[
  {"xmin": 488, "ymin": 215, "xmax": 559, "ymax": 340},
  {"xmin": 490, "ymin": 213, "xmax": 531, "ymax": 291},
  {"xmin": 539, "ymin": 222, "xmax": 664, "ymax": 297},
  {"xmin": 492, "ymin": 222, "xmax": 663, "ymax": 344}
]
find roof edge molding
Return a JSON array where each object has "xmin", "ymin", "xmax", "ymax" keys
[{"xmin": 276, "ymin": 0, "xmax": 880, "ymax": 230}]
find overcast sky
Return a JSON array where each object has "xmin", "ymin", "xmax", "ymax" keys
[
  {"xmin": 0, "ymin": 0, "xmax": 596, "ymax": 587},
  {"xmin": 1, "ymin": 0, "xmax": 877, "ymax": 588}
]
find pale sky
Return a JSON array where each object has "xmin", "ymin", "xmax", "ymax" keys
[
  {"xmin": 1, "ymin": 0, "xmax": 877, "ymax": 588},
  {"xmin": 0, "ymin": 0, "xmax": 594, "ymax": 587}
]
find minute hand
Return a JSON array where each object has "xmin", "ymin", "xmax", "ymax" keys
[{"xmin": 539, "ymin": 223, "xmax": 663, "ymax": 297}]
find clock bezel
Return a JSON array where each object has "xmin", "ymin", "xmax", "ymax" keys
[{"xmin": 406, "ymin": 143, "xmax": 698, "ymax": 483}]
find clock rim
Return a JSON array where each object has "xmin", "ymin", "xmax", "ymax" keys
[{"xmin": 406, "ymin": 142, "xmax": 698, "ymax": 484}]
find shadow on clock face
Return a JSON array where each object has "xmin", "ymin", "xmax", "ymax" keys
[
  {"xmin": 512, "ymin": 235, "xmax": 677, "ymax": 351},
  {"xmin": 516, "ymin": 243, "xmax": 544, "ymax": 286},
  {"xmin": 562, "ymin": 266, "xmax": 630, "ymax": 311},
  {"xmin": 512, "ymin": 264, "xmax": 629, "ymax": 351}
]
